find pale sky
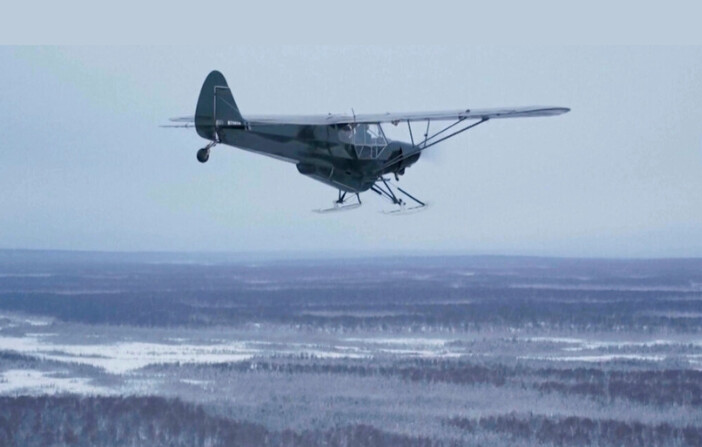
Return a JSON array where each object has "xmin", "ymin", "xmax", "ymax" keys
[{"xmin": 1, "ymin": 46, "xmax": 701, "ymax": 257}]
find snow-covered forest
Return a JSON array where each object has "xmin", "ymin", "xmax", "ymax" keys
[{"xmin": 0, "ymin": 251, "xmax": 700, "ymax": 446}]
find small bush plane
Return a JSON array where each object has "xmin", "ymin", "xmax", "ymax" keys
[{"xmin": 166, "ymin": 71, "xmax": 569, "ymax": 213}]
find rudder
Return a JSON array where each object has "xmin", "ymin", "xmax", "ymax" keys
[{"xmin": 194, "ymin": 70, "xmax": 245, "ymax": 140}]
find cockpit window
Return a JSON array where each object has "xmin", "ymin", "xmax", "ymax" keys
[{"xmin": 338, "ymin": 123, "xmax": 387, "ymax": 147}]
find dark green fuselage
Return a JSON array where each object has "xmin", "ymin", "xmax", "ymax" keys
[{"xmin": 216, "ymin": 124, "xmax": 419, "ymax": 193}]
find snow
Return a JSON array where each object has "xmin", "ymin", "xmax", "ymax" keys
[
  {"xmin": 180, "ymin": 379, "xmax": 210, "ymax": 386},
  {"xmin": 0, "ymin": 336, "xmax": 257, "ymax": 374},
  {"xmin": 344, "ymin": 337, "xmax": 449, "ymax": 347},
  {"xmin": 522, "ymin": 336, "xmax": 702, "ymax": 351},
  {"xmin": 523, "ymin": 337, "xmax": 586, "ymax": 344},
  {"xmin": 0, "ymin": 313, "xmax": 53, "ymax": 327},
  {"xmin": 0, "ymin": 369, "xmax": 110, "ymax": 395},
  {"xmin": 519, "ymin": 354, "xmax": 666, "ymax": 363}
]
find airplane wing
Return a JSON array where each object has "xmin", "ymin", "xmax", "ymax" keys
[
  {"xmin": 314, "ymin": 106, "xmax": 569, "ymax": 125},
  {"xmin": 166, "ymin": 106, "xmax": 569, "ymax": 127},
  {"xmin": 246, "ymin": 106, "xmax": 569, "ymax": 125}
]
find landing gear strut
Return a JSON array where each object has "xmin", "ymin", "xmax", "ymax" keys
[
  {"xmin": 314, "ymin": 190, "xmax": 362, "ymax": 213},
  {"xmin": 371, "ymin": 177, "xmax": 427, "ymax": 214},
  {"xmin": 196, "ymin": 141, "xmax": 217, "ymax": 163}
]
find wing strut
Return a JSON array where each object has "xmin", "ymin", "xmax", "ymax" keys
[
  {"xmin": 382, "ymin": 117, "xmax": 489, "ymax": 171},
  {"xmin": 419, "ymin": 117, "xmax": 489, "ymax": 150}
]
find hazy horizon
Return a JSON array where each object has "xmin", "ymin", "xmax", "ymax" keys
[{"xmin": 1, "ymin": 248, "xmax": 700, "ymax": 262}]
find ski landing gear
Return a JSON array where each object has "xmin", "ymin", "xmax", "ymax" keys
[
  {"xmin": 314, "ymin": 190, "xmax": 362, "ymax": 213},
  {"xmin": 371, "ymin": 178, "xmax": 428, "ymax": 215}
]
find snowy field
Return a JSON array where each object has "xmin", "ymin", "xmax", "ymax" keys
[
  {"xmin": 1, "ymin": 315, "xmax": 702, "ymax": 391},
  {"xmin": 0, "ymin": 252, "xmax": 701, "ymax": 445}
]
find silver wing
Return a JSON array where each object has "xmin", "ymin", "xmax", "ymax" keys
[{"xmin": 167, "ymin": 106, "xmax": 569, "ymax": 127}]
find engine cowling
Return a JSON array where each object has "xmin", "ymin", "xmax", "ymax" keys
[{"xmin": 383, "ymin": 142, "xmax": 421, "ymax": 176}]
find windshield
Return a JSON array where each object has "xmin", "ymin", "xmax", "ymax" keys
[{"xmin": 338, "ymin": 123, "xmax": 387, "ymax": 147}]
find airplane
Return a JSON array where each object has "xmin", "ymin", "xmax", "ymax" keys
[{"xmin": 165, "ymin": 70, "xmax": 569, "ymax": 213}]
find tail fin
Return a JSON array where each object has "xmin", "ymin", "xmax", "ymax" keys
[{"xmin": 194, "ymin": 70, "xmax": 245, "ymax": 140}]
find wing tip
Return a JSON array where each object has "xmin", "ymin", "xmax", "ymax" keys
[{"xmin": 525, "ymin": 106, "xmax": 571, "ymax": 117}]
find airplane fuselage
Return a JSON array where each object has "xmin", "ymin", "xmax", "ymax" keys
[{"xmin": 217, "ymin": 123, "xmax": 420, "ymax": 193}]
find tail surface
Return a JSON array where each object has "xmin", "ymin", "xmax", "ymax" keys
[{"xmin": 195, "ymin": 71, "xmax": 245, "ymax": 140}]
